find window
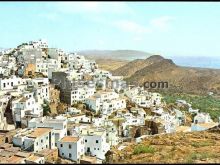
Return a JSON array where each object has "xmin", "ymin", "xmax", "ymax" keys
[
  {"xmin": 36, "ymin": 142, "xmax": 38, "ymax": 146},
  {"xmin": 94, "ymin": 148, "xmax": 96, "ymax": 150},
  {"xmin": 62, "ymin": 153, "xmax": 64, "ymax": 156},
  {"xmin": 85, "ymin": 139, "xmax": 87, "ymax": 143},
  {"xmin": 3, "ymin": 83, "xmax": 5, "ymax": 88},
  {"xmin": 96, "ymin": 140, "xmax": 98, "ymax": 143},
  {"xmin": 60, "ymin": 144, "xmax": 63, "ymax": 147},
  {"xmin": 41, "ymin": 140, "xmax": 43, "ymax": 143},
  {"xmin": 69, "ymin": 153, "xmax": 72, "ymax": 158},
  {"xmin": 69, "ymin": 144, "xmax": 71, "ymax": 149},
  {"xmin": 55, "ymin": 143, "xmax": 57, "ymax": 147},
  {"xmin": 11, "ymin": 82, "xmax": 13, "ymax": 86},
  {"xmin": 98, "ymin": 148, "xmax": 99, "ymax": 150}
]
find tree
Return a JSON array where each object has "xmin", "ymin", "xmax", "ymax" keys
[
  {"xmin": 134, "ymin": 128, "xmax": 141, "ymax": 138},
  {"xmin": 43, "ymin": 100, "xmax": 51, "ymax": 116}
]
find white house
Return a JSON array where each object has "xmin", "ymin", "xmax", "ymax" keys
[
  {"xmin": 28, "ymin": 116, "xmax": 67, "ymax": 144},
  {"xmin": 0, "ymin": 76, "xmax": 26, "ymax": 91},
  {"xmin": 29, "ymin": 39, "xmax": 48, "ymax": 49},
  {"xmin": 81, "ymin": 128, "xmax": 110, "ymax": 160},
  {"xmin": 71, "ymin": 85, "xmax": 96, "ymax": 104},
  {"xmin": 103, "ymin": 121, "xmax": 119, "ymax": 146},
  {"xmin": 85, "ymin": 90, "xmax": 126, "ymax": 114},
  {"xmin": 11, "ymin": 96, "xmax": 43, "ymax": 127},
  {"xmin": 13, "ymin": 127, "xmax": 56, "ymax": 152},
  {"xmin": 190, "ymin": 112, "xmax": 219, "ymax": 131},
  {"xmin": 193, "ymin": 112, "xmax": 213, "ymax": 124},
  {"xmin": 57, "ymin": 136, "xmax": 85, "ymax": 163}
]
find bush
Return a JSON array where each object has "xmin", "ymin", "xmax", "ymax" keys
[{"xmin": 133, "ymin": 145, "xmax": 155, "ymax": 155}]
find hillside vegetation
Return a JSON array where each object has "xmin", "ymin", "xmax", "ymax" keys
[{"xmin": 106, "ymin": 125, "xmax": 220, "ymax": 164}]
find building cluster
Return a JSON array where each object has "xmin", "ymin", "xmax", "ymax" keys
[{"xmin": 0, "ymin": 39, "xmax": 218, "ymax": 164}]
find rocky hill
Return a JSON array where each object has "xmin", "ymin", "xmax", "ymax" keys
[
  {"xmin": 106, "ymin": 125, "xmax": 220, "ymax": 164},
  {"xmin": 112, "ymin": 55, "xmax": 220, "ymax": 95}
]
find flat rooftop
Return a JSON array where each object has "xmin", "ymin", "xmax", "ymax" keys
[
  {"xmin": 26, "ymin": 128, "xmax": 52, "ymax": 138},
  {"xmin": 60, "ymin": 136, "xmax": 79, "ymax": 143}
]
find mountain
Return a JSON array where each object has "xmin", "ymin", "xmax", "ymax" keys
[
  {"xmin": 77, "ymin": 50, "xmax": 152, "ymax": 61},
  {"xmin": 113, "ymin": 55, "xmax": 165, "ymax": 77},
  {"xmin": 112, "ymin": 55, "xmax": 220, "ymax": 95}
]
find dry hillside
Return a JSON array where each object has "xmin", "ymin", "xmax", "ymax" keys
[{"xmin": 106, "ymin": 125, "xmax": 220, "ymax": 164}]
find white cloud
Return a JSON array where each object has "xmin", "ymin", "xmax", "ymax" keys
[
  {"xmin": 150, "ymin": 16, "xmax": 175, "ymax": 31},
  {"xmin": 114, "ymin": 20, "xmax": 151, "ymax": 34},
  {"xmin": 38, "ymin": 13, "xmax": 60, "ymax": 22},
  {"xmin": 133, "ymin": 36, "xmax": 143, "ymax": 42},
  {"xmin": 54, "ymin": 2, "xmax": 132, "ymax": 15}
]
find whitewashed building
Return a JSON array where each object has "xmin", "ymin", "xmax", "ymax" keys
[
  {"xmin": 28, "ymin": 116, "xmax": 67, "ymax": 144},
  {"xmin": 13, "ymin": 127, "xmax": 56, "ymax": 152},
  {"xmin": 81, "ymin": 128, "xmax": 110, "ymax": 160},
  {"xmin": 57, "ymin": 136, "xmax": 85, "ymax": 162}
]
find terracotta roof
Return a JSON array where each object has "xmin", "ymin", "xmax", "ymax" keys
[
  {"xmin": 60, "ymin": 136, "xmax": 79, "ymax": 143},
  {"xmin": 27, "ymin": 128, "xmax": 52, "ymax": 138}
]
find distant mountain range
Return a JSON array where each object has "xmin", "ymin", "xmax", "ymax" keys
[{"xmin": 77, "ymin": 50, "xmax": 152, "ymax": 61}]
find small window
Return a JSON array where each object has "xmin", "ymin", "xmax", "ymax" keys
[
  {"xmin": 69, "ymin": 144, "xmax": 71, "ymax": 149},
  {"xmin": 41, "ymin": 140, "xmax": 43, "ymax": 143},
  {"xmin": 85, "ymin": 139, "xmax": 87, "ymax": 143},
  {"xmin": 69, "ymin": 153, "xmax": 72, "ymax": 158},
  {"xmin": 60, "ymin": 144, "xmax": 63, "ymax": 147},
  {"xmin": 98, "ymin": 148, "xmax": 99, "ymax": 150},
  {"xmin": 96, "ymin": 140, "xmax": 98, "ymax": 143},
  {"xmin": 62, "ymin": 153, "xmax": 64, "ymax": 156}
]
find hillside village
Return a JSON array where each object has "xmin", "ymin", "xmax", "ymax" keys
[{"xmin": 0, "ymin": 39, "xmax": 219, "ymax": 164}]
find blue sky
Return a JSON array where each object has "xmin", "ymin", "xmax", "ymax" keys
[{"xmin": 0, "ymin": 2, "xmax": 220, "ymax": 57}]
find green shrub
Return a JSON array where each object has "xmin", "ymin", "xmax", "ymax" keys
[
  {"xmin": 133, "ymin": 145, "xmax": 155, "ymax": 155},
  {"xmin": 191, "ymin": 141, "xmax": 215, "ymax": 148}
]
